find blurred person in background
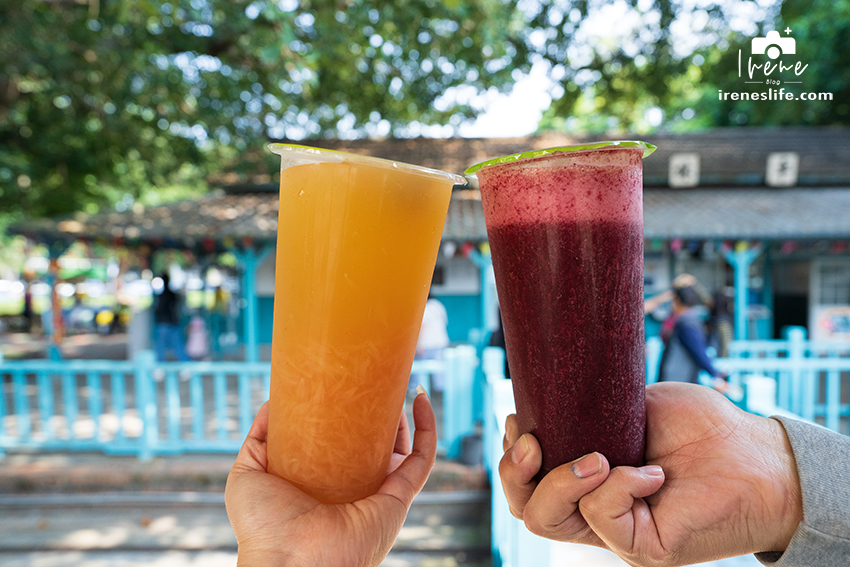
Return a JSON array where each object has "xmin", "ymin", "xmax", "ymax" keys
[
  {"xmin": 65, "ymin": 291, "xmax": 91, "ymax": 334},
  {"xmin": 185, "ymin": 314, "xmax": 210, "ymax": 360},
  {"xmin": 657, "ymin": 285, "xmax": 728, "ymax": 391},
  {"xmin": 211, "ymin": 284, "xmax": 229, "ymax": 358},
  {"xmin": 154, "ymin": 273, "xmax": 189, "ymax": 362},
  {"xmin": 22, "ymin": 279, "xmax": 34, "ymax": 333},
  {"xmin": 645, "ymin": 273, "xmax": 712, "ymax": 344},
  {"xmin": 708, "ymin": 289, "xmax": 734, "ymax": 359},
  {"xmin": 415, "ymin": 291, "xmax": 449, "ymax": 392}
]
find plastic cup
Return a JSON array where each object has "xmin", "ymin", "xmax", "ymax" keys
[
  {"xmin": 266, "ymin": 144, "xmax": 464, "ymax": 504},
  {"xmin": 466, "ymin": 141, "xmax": 656, "ymax": 477}
]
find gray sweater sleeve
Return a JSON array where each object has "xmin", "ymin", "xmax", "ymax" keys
[{"xmin": 755, "ymin": 416, "xmax": 850, "ymax": 566}]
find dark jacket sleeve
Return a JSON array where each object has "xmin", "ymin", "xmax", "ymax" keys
[
  {"xmin": 675, "ymin": 321, "xmax": 719, "ymax": 377},
  {"xmin": 756, "ymin": 417, "xmax": 850, "ymax": 566}
]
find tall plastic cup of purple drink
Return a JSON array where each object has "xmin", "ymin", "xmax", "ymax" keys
[{"xmin": 466, "ymin": 141, "xmax": 656, "ymax": 477}]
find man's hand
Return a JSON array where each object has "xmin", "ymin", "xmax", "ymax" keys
[
  {"xmin": 225, "ymin": 390, "xmax": 437, "ymax": 567},
  {"xmin": 499, "ymin": 382, "xmax": 802, "ymax": 566}
]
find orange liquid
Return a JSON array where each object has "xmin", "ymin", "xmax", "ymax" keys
[{"xmin": 267, "ymin": 160, "xmax": 453, "ymax": 503}]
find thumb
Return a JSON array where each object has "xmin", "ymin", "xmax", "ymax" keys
[{"xmin": 376, "ymin": 390, "xmax": 437, "ymax": 509}]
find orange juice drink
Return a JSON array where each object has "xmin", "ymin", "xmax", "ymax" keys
[{"xmin": 266, "ymin": 144, "xmax": 463, "ymax": 504}]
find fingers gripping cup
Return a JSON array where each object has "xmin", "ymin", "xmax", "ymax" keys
[
  {"xmin": 466, "ymin": 142, "xmax": 656, "ymax": 477},
  {"xmin": 267, "ymin": 144, "xmax": 464, "ymax": 503}
]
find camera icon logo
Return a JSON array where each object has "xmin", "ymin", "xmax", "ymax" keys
[{"xmin": 751, "ymin": 30, "xmax": 796, "ymax": 60}]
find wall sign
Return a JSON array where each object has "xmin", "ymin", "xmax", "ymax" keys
[
  {"xmin": 668, "ymin": 153, "xmax": 701, "ymax": 188},
  {"xmin": 765, "ymin": 152, "xmax": 799, "ymax": 187},
  {"xmin": 813, "ymin": 306, "xmax": 850, "ymax": 341}
]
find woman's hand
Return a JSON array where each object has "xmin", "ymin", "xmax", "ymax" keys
[
  {"xmin": 499, "ymin": 382, "xmax": 803, "ymax": 566},
  {"xmin": 225, "ymin": 390, "xmax": 437, "ymax": 567}
]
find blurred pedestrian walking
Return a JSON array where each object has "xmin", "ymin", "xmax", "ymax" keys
[
  {"xmin": 708, "ymin": 289, "xmax": 734, "ymax": 358},
  {"xmin": 186, "ymin": 315, "xmax": 210, "ymax": 360},
  {"xmin": 657, "ymin": 285, "xmax": 725, "ymax": 386},
  {"xmin": 211, "ymin": 285, "xmax": 229, "ymax": 357},
  {"xmin": 22, "ymin": 280, "xmax": 34, "ymax": 333},
  {"xmin": 415, "ymin": 291, "xmax": 449, "ymax": 391},
  {"xmin": 154, "ymin": 273, "xmax": 190, "ymax": 362}
]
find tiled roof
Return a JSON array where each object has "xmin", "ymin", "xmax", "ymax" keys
[
  {"xmin": 248, "ymin": 126, "xmax": 850, "ymax": 187},
  {"xmin": 11, "ymin": 128, "xmax": 850, "ymax": 246},
  {"xmin": 444, "ymin": 190, "xmax": 488, "ymax": 241},
  {"xmin": 14, "ymin": 188, "xmax": 485, "ymax": 248},
  {"xmin": 14, "ymin": 191, "xmax": 280, "ymax": 250},
  {"xmin": 13, "ymin": 185, "xmax": 850, "ymax": 246},
  {"xmin": 638, "ymin": 127, "xmax": 850, "ymax": 186}
]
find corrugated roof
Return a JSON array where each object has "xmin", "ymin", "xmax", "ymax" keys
[
  {"xmin": 447, "ymin": 187, "xmax": 850, "ymax": 241},
  {"xmin": 643, "ymin": 187, "xmax": 850, "ymax": 239}
]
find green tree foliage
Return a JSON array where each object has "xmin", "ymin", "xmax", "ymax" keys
[
  {"xmin": 685, "ymin": 0, "xmax": 850, "ymax": 128},
  {"xmin": 0, "ymin": 0, "xmax": 528, "ymax": 218},
  {"xmin": 3, "ymin": 0, "xmax": 848, "ymax": 222},
  {"xmin": 527, "ymin": 0, "xmax": 849, "ymax": 133}
]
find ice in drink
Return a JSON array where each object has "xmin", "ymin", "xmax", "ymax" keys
[
  {"xmin": 267, "ymin": 144, "xmax": 463, "ymax": 503},
  {"xmin": 467, "ymin": 142, "xmax": 656, "ymax": 476}
]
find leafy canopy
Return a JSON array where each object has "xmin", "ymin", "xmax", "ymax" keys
[
  {"xmin": 2, "ymin": 0, "xmax": 848, "ymax": 220},
  {"xmin": 0, "ymin": 0, "xmax": 527, "ymax": 218}
]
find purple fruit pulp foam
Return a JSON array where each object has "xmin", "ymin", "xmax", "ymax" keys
[{"xmin": 477, "ymin": 148, "xmax": 646, "ymax": 475}]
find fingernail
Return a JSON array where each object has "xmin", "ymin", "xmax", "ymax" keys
[
  {"xmin": 511, "ymin": 435, "xmax": 530, "ymax": 464},
  {"xmin": 572, "ymin": 452, "xmax": 603, "ymax": 479},
  {"xmin": 641, "ymin": 465, "xmax": 664, "ymax": 478},
  {"xmin": 416, "ymin": 384, "xmax": 428, "ymax": 397}
]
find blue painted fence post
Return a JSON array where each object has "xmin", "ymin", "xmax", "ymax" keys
[
  {"xmin": 443, "ymin": 345, "xmax": 478, "ymax": 459},
  {"xmin": 13, "ymin": 370, "xmax": 30, "ymax": 441},
  {"xmin": 482, "ymin": 346, "xmax": 505, "ymax": 381},
  {"xmin": 0, "ymin": 352, "xmax": 5, "ymax": 460},
  {"xmin": 723, "ymin": 242, "xmax": 763, "ymax": 340},
  {"xmin": 37, "ymin": 372, "xmax": 54, "ymax": 441},
  {"xmin": 646, "ymin": 337, "xmax": 663, "ymax": 384},
  {"xmin": 237, "ymin": 244, "xmax": 275, "ymax": 364},
  {"xmin": 482, "ymin": 346, "xmax": 505, "ymax": 477},
  {"xmin": 61, "ymin": 371, "xmax": 79, "ymax": 443},
  {"xmin": 134, "ymin": 350, "xmax": 158, "ymax": 461},
  {"xmin": 826, "ymin": 368, "xmax": 841, "ymax": 432},
  {"xmin": 467, "ymin": 250, "xmax": 497, "ymax": 427},
  {"xmin": 240, "ymin": 247, "xmax": 259, "ymax": 364},
  {"xmin": 787, "ymin": 327, "xmax": 809, "ymax": 418}
]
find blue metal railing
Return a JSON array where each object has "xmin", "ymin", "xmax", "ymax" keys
[
  {"xmin": 0, "ymin": 352, "xmax": 271, "ymax": 460},
  {"xmin": 482, "ymin": 347, "xmax": 553, "ymax": 566},
  {"xmin": 0, "ymin": 346, "xmax": 479, "ymax": 460}
]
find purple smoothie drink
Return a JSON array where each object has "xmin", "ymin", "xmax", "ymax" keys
[{"xmin": 467, "ymin": 142, "xmax": 655, "ymax": 476}]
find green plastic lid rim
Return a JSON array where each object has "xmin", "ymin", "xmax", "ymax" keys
[{"xmin": 463, "ymin": 140, "xmax": 657, "ymax": 175}]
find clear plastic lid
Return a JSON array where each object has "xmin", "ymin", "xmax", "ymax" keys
[
  {"xmin": 269, "ymin": 143, "xmax": 467, "ymax": 186},
  {"xmin": 464, "ymin": 140, "xmax": 657, "ymax": 175}
]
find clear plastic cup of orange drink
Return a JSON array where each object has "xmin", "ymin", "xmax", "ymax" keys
[{"xmin": 266, "ymin": 144, "xmax": 464, "ymax": 504}]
